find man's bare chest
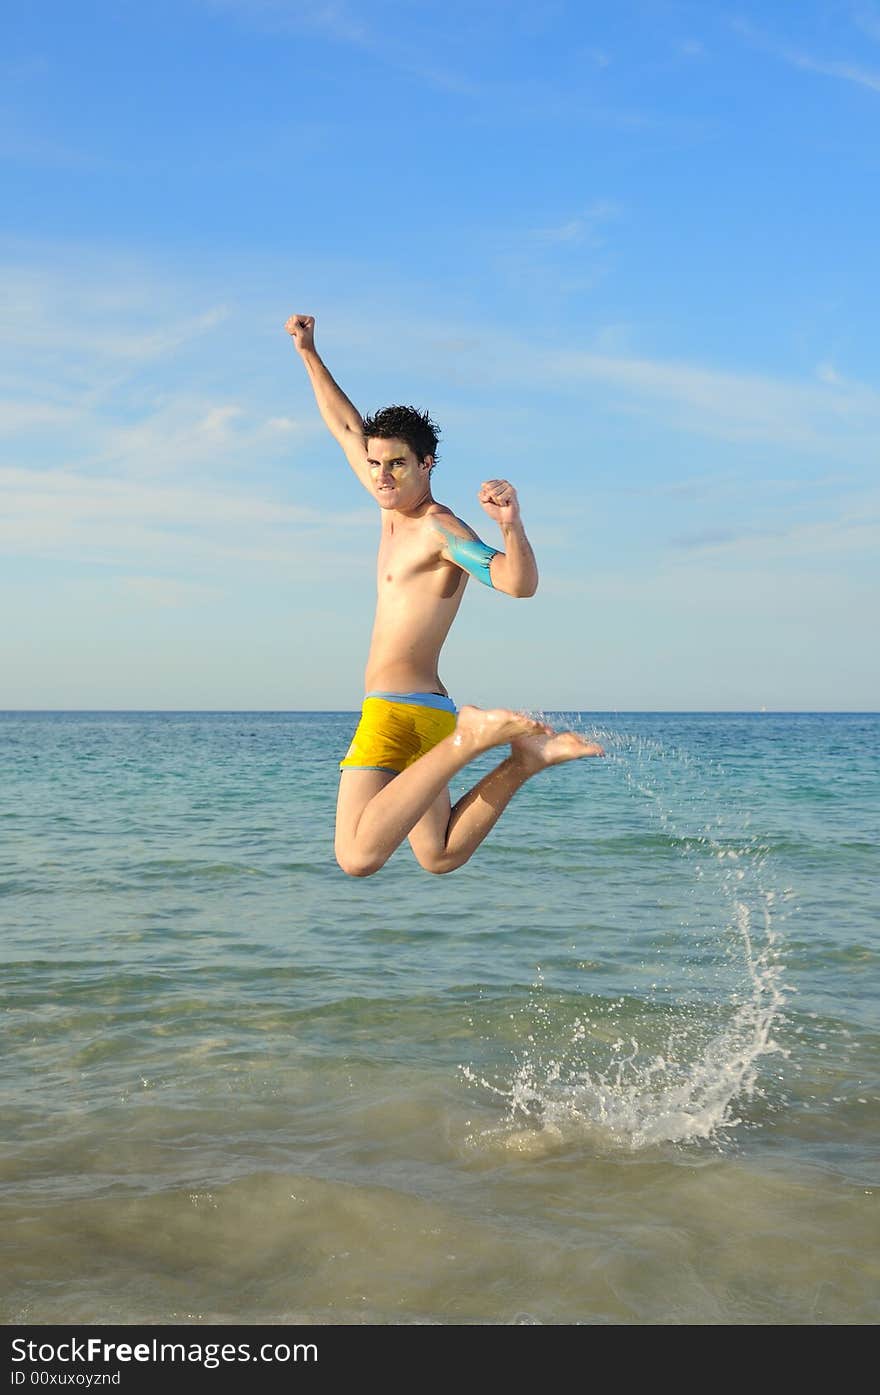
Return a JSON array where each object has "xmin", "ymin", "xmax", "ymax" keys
[{"xmin": 377, "ymin": 525, "xmax": 437, "ymax": 585}]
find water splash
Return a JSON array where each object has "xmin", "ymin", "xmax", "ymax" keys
[{"xmin": 462, "ymin": 725, "xmax": 788, "ymax": 1152}]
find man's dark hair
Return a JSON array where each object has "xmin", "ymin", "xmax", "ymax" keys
[{"xmin": 362, "ymin": 405, "xmax": 441, "ymax": 466}]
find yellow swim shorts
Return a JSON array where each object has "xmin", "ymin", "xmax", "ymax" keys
[{"xmin": 339, "ymin": 691, "xmax": 458, "ymax": 775}]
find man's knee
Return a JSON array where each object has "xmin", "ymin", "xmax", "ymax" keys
[
  {"xmin": 335, "ymin": 846, "xmax": 385, "ymax": 878},
  {"xmin": 413, "ymin": 848, "xmax": 461, "ymax": 876}
]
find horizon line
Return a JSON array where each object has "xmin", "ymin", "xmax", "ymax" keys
[{"xmin": 2, "ymin": 708, "xmax": 877, "ymax": 717}]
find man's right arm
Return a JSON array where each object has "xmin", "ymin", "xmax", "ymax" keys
[{"xmin": 284, "ymin": 314, "xmax": 372, "ymax": 490}]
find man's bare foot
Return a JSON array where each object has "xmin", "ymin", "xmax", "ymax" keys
[
  {"xmin": 510, "ymin": 727, "xmax": 605, "ymax": 775},
  {"xmin": 454, "ymin": 704, "xmax": 549, "ymax": 756}
]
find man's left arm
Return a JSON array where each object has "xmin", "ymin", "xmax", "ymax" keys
[{"xmin": 479, "ymin": 479, "xmax": 539, "ymax": 598}]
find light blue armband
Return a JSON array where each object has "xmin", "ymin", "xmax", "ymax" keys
[{"xmin": 434, "ymin": 523, "xmax": 498, "ymax": 589}]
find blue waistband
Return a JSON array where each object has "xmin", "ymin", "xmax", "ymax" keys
[{"xmin": 366, "ymin": 690, "xmax": 457, "ymax": 714}]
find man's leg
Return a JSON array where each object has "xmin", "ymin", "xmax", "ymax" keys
[
  {"xmin": 335, "ymin": 768, "xmax": 397, "ymax": 876},
  {"xmin": 335, "ymin": 707, "xmax": 603, "ymax": 877},
  {"xmin": 407, "ymin": 727, "xmax": 604, "ymax": 875},
  {"xmin": 334, "ymin": 706, "xmax": 546, "ymax": 877}
]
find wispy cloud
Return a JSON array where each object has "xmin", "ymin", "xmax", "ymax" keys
[
  {"xmin": 0, "ymin": 383, "xmax": 324, "ymax": 490},
  {"xmin": 91, "ymin": 401, "xmax": 325, "ymax": 479},
  {"xmin": 324, "ymin": 300, "xmax": 880, "ymax": 458},
  {"xmin": 783, "ymin": 49, "xmax": 880, "ymax": 93},
  {"xmin": 667, "ymin": 510, "xmax": 880, "ymax": 561},
  {"xmin": 529, "ymin": 200, "xmax": 621, "ymax": 246},
  {"xmin": 547, "ymin": 349, "xmax": 880, "ymax": 451},
  {"xmin": 731, "ymin": 15, "xmax": 880, "ymax": 94},
  {"xmin": 204, "ymin": 0, "xmax": 370, "ymax": 46},
  {"xmin": 0, "ymin": 256, "xmax": 252, "ymax": 484},
  {"xmin": 203, "ymin": 0, "xmax": 484, "ymax": 95},
  {"xmin": 482, "ymin": 201, "xmax": 620, "ymax": 303},
  {"xmin": 0, "ymin": 265, "xmax": 228, "ymax": 366},
  {"xmin": 0, "ymin": 401, "xmax": 81, "ymax": 436},
  {"xmin": 0, "ymin": 464, "xmax": 316, "ymax": 530},
  {"xmin": 121, "ymin": 576, "xmax": 225, "ymax": 607},
  {"xmin": 0, "ymin": 464, "xmax": 370, "ymax": 571}
]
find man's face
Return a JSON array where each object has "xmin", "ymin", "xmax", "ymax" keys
[{"xmin": 366, "ymin": 438, "xmax": 432, "ymax": 510}]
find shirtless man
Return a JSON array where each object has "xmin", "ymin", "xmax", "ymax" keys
[{"xmin": 286, "ymin": 313, "xmax": 603, "ymax": 877}]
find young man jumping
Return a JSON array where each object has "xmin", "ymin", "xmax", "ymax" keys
[{"xmin": 286, "ymin": 313, "xmax": 603, "ymax": 877}]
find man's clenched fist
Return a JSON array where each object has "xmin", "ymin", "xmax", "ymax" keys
[{"xmin": 285, "ymin": 314, "xmax": 315, "ymax": 353}]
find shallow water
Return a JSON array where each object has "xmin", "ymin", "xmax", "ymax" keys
[{"xmin": 1, "ymin": 711, "xmax": 877, "ymax": 1324}]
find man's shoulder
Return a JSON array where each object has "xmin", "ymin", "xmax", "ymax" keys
[{"xmin": 423, "ymin": 503, "xmax": 476, "ymax": 539}]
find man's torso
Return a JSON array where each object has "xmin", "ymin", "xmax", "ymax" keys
[{"xmin": 364, "ymin": 503, "xmax": 468, "ymax": 695}]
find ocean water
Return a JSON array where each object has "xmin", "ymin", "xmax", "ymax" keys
[{"xmin": 1, "ymin": 710, "xmax": 877, "ymax": 1326}]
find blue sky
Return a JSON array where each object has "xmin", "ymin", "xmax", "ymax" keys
[{"xmin": 2, "ymin": 0, "xmax": 878, "ymax": 709}]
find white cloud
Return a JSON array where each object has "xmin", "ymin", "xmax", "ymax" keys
[
  {"xmin": 731, "ymin": 16, "xmax": 880, "ymax": 94},
  {"xmin": 0, "ymin": 256, "xmax": 332, "ymax": 485},
  {"xmin": 784, "ymin": 48, "xmax": 880, "ymax": 93},
  {"xmin": 0, "ymin": 289, "xmax": 229, "ymax": 365},
  {"xmin": 86, "ymin": 397, "xmax": 327, "ymax": 479},
  {"xmin": 203, "ymin": 0, "xmax": 370, "ymax": 45},
  {"xmin": 265, "ymin": 415, "xmax": 305, "ymax": 432},
  {"xmin": 323, "ymin": 302, "xmax": 880, "ymax": 458},
  {"xmin": 0, "ymin": 464, "xmax": 371, "ymax": 572},
  {"xmin": 548, "ymin": 349, "xmax": 880, "ymax": 451},
  {"xmin": 121, "ymin": 576, "xmax": 225, "ymax": 607},
  {"xmin": 668, "ymin": 510, "xmax": 880, "ymax": 561},
  {"xmin": 0, "ymin": 401, "xmax": 80, "ymax": 435},
  {"xmin": 816, "ymin": 361, "xmax": 843, "ymax": 385},
  {"xmin": 198, "ymin": 405, "xmax": 244, "ymax": 434},
  {"xmin": 0, "ymin": 255, "xmax": 231, "ymax": 436},
  {"xmin": 202, "ymin": 0, "xmax": 483, "ymax": 94},
  {"xmin": 530, "ymin": 201, "xmax": 621, "ymax": 246}
]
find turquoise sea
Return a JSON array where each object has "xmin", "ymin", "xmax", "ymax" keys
[{"xmin": 1, "ymin": 711, "xmax": 877, "ymax": 1325}]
